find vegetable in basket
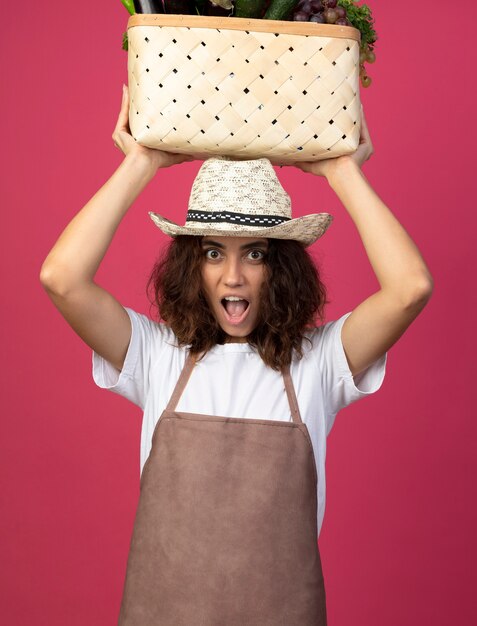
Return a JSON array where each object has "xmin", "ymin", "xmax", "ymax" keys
[
  {"xmin": 120, "ymin": 0, "xmax": 377, "ymax": 87},
  {"xmin": 264, "ymin": 0, "xmax": 297, "ymax": 20},
  {"xmin": 234, "ymin": 0, "xmax": 266, "ymax": 18},
  {"xmin": 133, "ymin": 0, "xmax": 164, "ymax": 12},
  {"xmin": 200, "ymin": 0, "xmax": 235, "ymax": 16}
]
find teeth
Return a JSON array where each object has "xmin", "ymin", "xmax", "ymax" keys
[{"xmin": 224, "ymin": 296, "xmax": 244, "ymax": 301}]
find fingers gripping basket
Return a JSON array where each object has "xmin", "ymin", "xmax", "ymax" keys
[{"xmin": 127, "ymin": 14, "xmax": 361, "ymax": 163}]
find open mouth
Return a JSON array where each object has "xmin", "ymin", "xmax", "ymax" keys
[{"xmin": 221, "ymin": 297, "xmax": 250, "ymax": 325}]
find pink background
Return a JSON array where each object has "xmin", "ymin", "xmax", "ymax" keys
[{"xmin": 2, "ymin": 1, "xmax": 476, "ymax": 624}]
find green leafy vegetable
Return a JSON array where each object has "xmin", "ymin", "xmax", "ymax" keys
[
  {"xmin": 337, "ymin": 0, "xmax": 377, "ymax": 51},
  {"xmin": 122, "ymin": 31, "xmax": 129, "ymax": 51}
]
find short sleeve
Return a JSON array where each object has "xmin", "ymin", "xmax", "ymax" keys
[
  {"xmin": 92, "ymin": 307, "xmax": 168, "ymax": 409},
  {"xmin": 310, "ymin": 312, "xmax": 387, "ymax": 435}
]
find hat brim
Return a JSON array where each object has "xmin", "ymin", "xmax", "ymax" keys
[{"xmin": 148, "ymin": 212, "xmax": 333, "ymax": 247}]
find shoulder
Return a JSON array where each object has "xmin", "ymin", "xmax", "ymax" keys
[
  {"xmin": 302, "ymin": 312, "xmax": 352, "ymax": 354},
  {"xmin": 124, "ymin": 307, "xmax": 180, "ymax": 350}
]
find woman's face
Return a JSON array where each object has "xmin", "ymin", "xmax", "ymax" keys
[{"xmin": 200, "ymin": 236, "xmax": 268, "ymax": 342}]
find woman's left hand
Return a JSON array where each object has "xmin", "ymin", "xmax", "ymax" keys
[{"xmin": 293, "ymin": 105, "xmax": 374, "ymax": 180}]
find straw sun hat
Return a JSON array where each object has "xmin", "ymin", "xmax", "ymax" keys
[{"xmin": 149, "ymin": 157, "xmax": 332, "ymax": 247}]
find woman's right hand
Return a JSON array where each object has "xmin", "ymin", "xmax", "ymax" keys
[{"xmin": 112, "ymin": 84, "xmax": 194, "ymax": 176}]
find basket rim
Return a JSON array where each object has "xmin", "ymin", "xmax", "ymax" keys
[{"xmin": 127, "ymin": 14, "xmax": 361, "ymax": 41}]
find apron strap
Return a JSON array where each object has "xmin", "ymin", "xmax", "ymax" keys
[
  {"xmin": 281, "ymin": 364, "xmax": 303, "ymax": 425},
  {"xmin": 165, "ymin": 352, "xmax": 197, "ymax": 412}
]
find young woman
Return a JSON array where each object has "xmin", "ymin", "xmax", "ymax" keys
[{"xmin": 40, "ymin": 84, "xmax": 433, "ymax": 625}]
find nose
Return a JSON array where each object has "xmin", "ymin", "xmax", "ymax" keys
[{"xmin": 222, "ymin": 255, "xmax": 244, "ymax": 287}]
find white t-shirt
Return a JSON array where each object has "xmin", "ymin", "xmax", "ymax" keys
[{"xmin": 93, "ymin": 307, "xmax": 387, "ymax": 536}]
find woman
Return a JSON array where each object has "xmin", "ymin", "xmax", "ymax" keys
[{"xmin": 40, "ymin": 85, "xmax": 433, "ymax": 625}]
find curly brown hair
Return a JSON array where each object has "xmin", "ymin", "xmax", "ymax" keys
[{"xmin": 147, "ymin": 235, "xmax": 327, "ymax": 370}]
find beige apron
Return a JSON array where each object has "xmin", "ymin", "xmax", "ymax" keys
[{"xmin": 118, "ymin": 353, "xmax": 327, "ymax": 625}]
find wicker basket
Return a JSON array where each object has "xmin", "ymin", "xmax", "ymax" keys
[{"xmin": 127, "ymin": 14, "xmax": 361, "ymax": 163}]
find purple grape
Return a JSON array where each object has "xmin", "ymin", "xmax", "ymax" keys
[
  {"xmin": 310, "ymin": 13, "xmax": 325, "ymax": 23},
  {"xmin": 293, "ymin": 10, "xmax": 309, "ymax": 21},
  {"xmin": 335, "ymin": 17, "xmax": 347, "ymax": 25},
  {"xmin": 297, "ymin": 0, "xmax": 312, "ymax": 11},
  {"xmin": 335, "ymin": 6, "xmax": 346, "ymax": 18},
  {"xmin": 310, "ymin": 0, "xmax": 323, "ymax": 11},
  {"xmin": 326, "ymin": 0, "xmax": 337, "ymax": 7}
]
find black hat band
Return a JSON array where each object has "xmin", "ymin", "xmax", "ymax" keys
[{"xmin": 186, "ymin": 209, "xmax": 290, "ymax": 227}]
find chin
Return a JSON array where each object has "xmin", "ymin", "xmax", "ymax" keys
[
  {"xmin": 217, "ymin": 318, "xmax": 258, "ymax": 340},
  {"xmin": 221, "ymin": 326, "xmax": 251, "ymax": 341}
]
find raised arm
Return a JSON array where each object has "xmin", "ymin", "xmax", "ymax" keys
[
  {"xmin": 40, "ymin": 85, "xmax": 192, "ymax": 371},
  {"xmin": 295, "ymin": 107, "xmax": 434, "ymax": 377}
]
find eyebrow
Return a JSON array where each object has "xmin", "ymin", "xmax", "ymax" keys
[{"xmin": 201, "ymin": 239, "xmax": 268, "ymax": 250}]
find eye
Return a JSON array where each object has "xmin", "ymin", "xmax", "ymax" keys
[
  {"xmin": 204, "ymin": 248, "xmax": 222, "ymax": 260},
  {"xmin": 247, "ymin": 249, "xmax": 266, "ymax": 261}
]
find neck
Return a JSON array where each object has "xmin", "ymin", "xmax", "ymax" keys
[{"xmin": 224, "ymin": 336, "xmax": 248, "ymax": 344}]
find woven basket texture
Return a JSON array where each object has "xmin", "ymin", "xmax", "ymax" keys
[{"xmin": 127, "ymin": 15, "xmax": 361, "ymax": 163}]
